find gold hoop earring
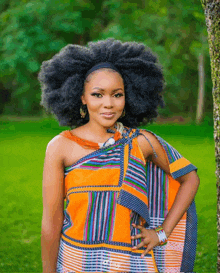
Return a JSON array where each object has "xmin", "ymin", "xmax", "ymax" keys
[
  {"xmin": 80, "ymin": 104, "xmax": 87, "ymax": 118},
  {"xmin": 121, "ymin": 109, "xmax": 125, "ymax": 118}
]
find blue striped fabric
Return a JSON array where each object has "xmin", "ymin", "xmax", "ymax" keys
[
  {"xmin": 83, "ymin": 191, "xmax": 117, "ymax": 241},
  {"xmin": 142, "ymin": 129, "xmax": 198, "ymax": 272}
]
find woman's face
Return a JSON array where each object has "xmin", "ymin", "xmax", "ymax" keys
[{"xmin": 81, "ymin": 69, "xmax": 125, "ymax": 128}]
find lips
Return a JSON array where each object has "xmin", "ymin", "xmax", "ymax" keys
[
  {"xmin": 101, "ymin": 112, "xmax": 115, "ymax": 115},
  {"xmin": 101, "ymin": 112, "xmax": 115, "ymax": 118}
]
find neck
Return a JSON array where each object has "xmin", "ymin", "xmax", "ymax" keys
[{"xmin": 82, "ymin": 121, "xmax": 117, "ymax": 139}]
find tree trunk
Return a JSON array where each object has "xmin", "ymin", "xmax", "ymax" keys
[
  {"xmin": 200, "ymin": 1, "xmax": 220, "ymax": 272},
  {"xmin": 196, "ymin": 53, "xmax": 205, "ymax": 124}
]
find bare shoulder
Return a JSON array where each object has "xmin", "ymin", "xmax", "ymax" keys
[
  {"xmin": 45, "ymin": 133, "xmax": 77, "ymax": 164},
  {"xmin": 47, "ymin": 129, "xmax": 97, "ymax": 167},
  {"xmin": 46, "ymin": 134, "xmax": 68, "ymax": 156}
]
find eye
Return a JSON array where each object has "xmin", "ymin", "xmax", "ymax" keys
[
  {"xmin": 91, "ymin": 92, "xmax": 124, "ymax": 98},
  {"xmin": 114, "ymin": 93, "xmax": 124, "ymax": 98},
  {"xmin": 91, "ymin": 93, "xmax": 102, "ymax": 98}
]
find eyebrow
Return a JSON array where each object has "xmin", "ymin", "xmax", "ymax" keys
[{"xmin": 92, "ymin": 87, "xmax": 124, "ymax": 92}]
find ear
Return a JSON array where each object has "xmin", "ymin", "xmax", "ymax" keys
[{"xmin": 81, "ymin": 94, "xmax": 86, "ymax": 105}]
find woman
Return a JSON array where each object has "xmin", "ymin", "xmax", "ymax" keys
[{"xmin": 40, "ymin": 38, "xmax": 199, "ymax": 273}]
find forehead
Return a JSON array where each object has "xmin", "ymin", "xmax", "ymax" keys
[{"xmin": 85, "ymin": 69, "xmax": 124, "ymax": 87}]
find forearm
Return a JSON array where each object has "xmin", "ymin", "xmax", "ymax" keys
[
  {"xmin": 41, "ymin": 226, "xmax": 62, "ymax": 273},
  {"xmin": 162, "ymin": 173, "xmax": 200, "ymax": 237}
]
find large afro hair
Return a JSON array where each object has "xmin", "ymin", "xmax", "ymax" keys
[{"xmin": 38, "ymin": 38, "xmax": 165, "ymax": 128}]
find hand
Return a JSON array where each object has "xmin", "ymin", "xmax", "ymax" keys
[{"xmin": 131, "ymin": 223, "xmax": 160, "ymax": 258}]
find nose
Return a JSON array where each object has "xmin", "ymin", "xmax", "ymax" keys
[{"xmin": 103, "ymin": 95, "xmax": 113, "ymax": 108}]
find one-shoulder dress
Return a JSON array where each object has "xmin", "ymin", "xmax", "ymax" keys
[{"xmin": 56, "ymin": 127, "xmax": 198, "ymax": 273}]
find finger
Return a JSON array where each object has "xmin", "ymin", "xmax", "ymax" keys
[
  {"xmin": 132, "ymin": 241, "xmax": 146, "ymax": 250},
  {"xmin": 140, "ymin": 245, "xmax": 153, "ymax": 258},
  {"xmin": 131, "ymin": 234, "xmax": 143, "ymax": 240},
  {"xmin": 131, "ymin": 223, "xmax": 144, "ymax": 230}
]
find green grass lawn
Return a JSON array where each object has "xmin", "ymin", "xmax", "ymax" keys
[{"xmin": 0, "ymin": 117, "xmax": 216, "ymax": 272}]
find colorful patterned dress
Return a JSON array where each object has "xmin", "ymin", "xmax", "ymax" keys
[{"xmin": 56, "ymin": 127, "xmax": 198, "ymax": 273}]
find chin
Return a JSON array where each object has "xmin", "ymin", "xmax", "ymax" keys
[
  {"xmin": 102, "ymin": 121, "xmax": 117, "ymax": 128},
  {"xmin": 90, "ymin": 114, "xmax": 120, "ymax": 128},
  {"xmin": 100, "ymin": 119, "xmax": 118, "ymax": 128}
]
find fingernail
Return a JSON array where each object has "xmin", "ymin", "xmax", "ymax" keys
[
  {"xmin": 140, "ymin": 255, "xmax": 144, "ymax": 258},
  {"xmin": 132, "ymin": 246, "xmax": 136, "ymax": 249}
]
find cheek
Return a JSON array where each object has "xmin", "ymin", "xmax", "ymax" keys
[
  {"xmin": 86, "ymin": 98, "xmax": 100, "ymax": 111},
  {"xmin": 118, "ymin": 97, "xmax": 125, "ymax": 108}
]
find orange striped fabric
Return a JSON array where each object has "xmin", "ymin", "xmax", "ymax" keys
[{"xmin": 56, "ymin": 127, "xmax": 198, "ymax": 272}]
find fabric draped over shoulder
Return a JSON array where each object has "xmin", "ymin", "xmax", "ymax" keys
[
  {"xmin": 140, "ymin": 129, "xmax": 198, "ymax": 273},
  {"xmin": 56, "ymin": 127, "xmax": 198, "ymax": 273}
]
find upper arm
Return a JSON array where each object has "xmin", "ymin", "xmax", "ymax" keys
[
  {"xmin": 42, "ymin": 136, "xmax": 65, "ymax": 231},
  {"xmin": 137, "ymin": 129, "xmax": 170, "ymax": 174},
  {"xmin": 175, "ymin": 170, "xmax": 200, "ymax": 184}
]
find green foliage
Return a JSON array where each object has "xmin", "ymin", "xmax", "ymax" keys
[
  {"xmin": 0, "ymin": 0, "xmax": 212, "ymax": 118},
  {"xmin": 0, "ymin": 0, "xmax": 106, "ymax": 115},
  {"xmin": 100, "ymin": 0, "xmax": 211, "ymax": 116}
]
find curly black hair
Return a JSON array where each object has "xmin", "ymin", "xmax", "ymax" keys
[{"xmin": 38, "ymin": 38, "xmax": 165, "ymax": 128}]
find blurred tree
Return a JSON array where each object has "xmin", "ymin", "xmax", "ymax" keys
[
  {"xmin": 196, "ymin": 50, "xmax": 205, "ymax": 124},
  {"xmin": 0, "ymin": 0, "xmax": 111, "ymax": 115},
  {"xmin": 0, "ymin": 0, "xmax": 212, "ymax": 120},
  {"xmin": 0, "ymin": 84, "xmax": 11, "ymax": 115},
  {"xmin": 200, "ymin": 0, "xmax": 220, "ymax": 271},
  {"xmin": 100, "ymin": 0, "xmax": 211, "ymax": 119}
]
